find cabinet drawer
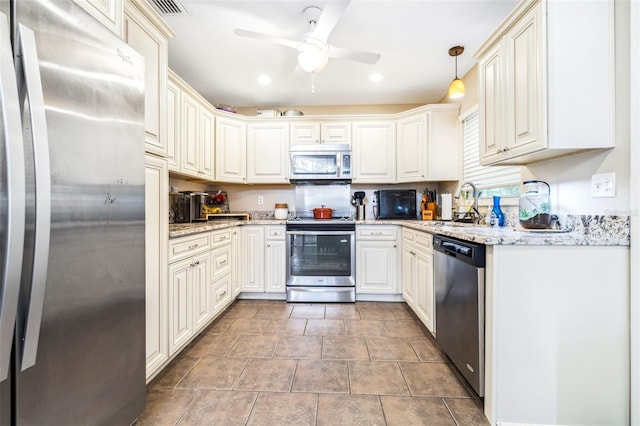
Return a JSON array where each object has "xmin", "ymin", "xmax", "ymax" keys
[
  {"xmin": 266, "ymin": 226, "xmax": 286, "ymax": 240},
  {"xmin": 211, "ymin": 228, "xmax": 232, "ymax": 247},
  {"xmin": 402, "ymin": 228, "xmax": 416, "ymax": 243},
  {"xmin": 211, "ymin": 274, "xmax": 231, "ymax": 315},
  {"xmin": 169, "ymin": 233, "xmax": 210, "ymax": 262},
  {"xmin": 211, "ymin": 245, "xmax": 231, "ymax": 278},
  {"xmin": 357, "ymin": 226, "xmax": 397, "ymax": 240},
  {"xmin": 414, "ymin": 231, "xmax": 432, "ymax": 251}
]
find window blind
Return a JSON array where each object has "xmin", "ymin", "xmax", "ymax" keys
[{"xmin": 462, "ymin": 110, "xmax": 521, "ymax": 192}]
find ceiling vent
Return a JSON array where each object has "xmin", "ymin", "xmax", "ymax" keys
[{"xmin": 149, "ymin": 0, "xmax": 187, "ymax": 15}]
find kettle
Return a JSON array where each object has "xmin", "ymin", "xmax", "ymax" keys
[{"xmin": 519, "ymin": 180, "xmax": 553, "ymax": 229}]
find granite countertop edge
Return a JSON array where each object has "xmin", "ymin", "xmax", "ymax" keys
[{"xmin": 169, "ymin": 219, "xmax": 629, "ymax": 247}]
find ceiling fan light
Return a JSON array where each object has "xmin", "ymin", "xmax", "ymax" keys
[
  {"xmin": 298, "ymin": 42, "xmax": 329, "ymax": 73},
  {"xmin": 448, "ymin": 78, "xmax": 465, "ymax": 99}
]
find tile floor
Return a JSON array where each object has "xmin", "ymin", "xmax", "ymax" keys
[{"xmin": 139, "ymin": 300, "xmax": 489, "ymax": 425}]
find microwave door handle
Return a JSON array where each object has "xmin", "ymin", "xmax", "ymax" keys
[{"xmin": 336, "ymin": 153, "xmax": 341, "ymax": 177}]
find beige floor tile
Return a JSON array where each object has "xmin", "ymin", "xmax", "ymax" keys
[
  {"xmin": 349, "ymin": 360, "xmax": 410, "ymax": 395},
  {"xmin": 247, "ymin": 392, "xmax": 317, "ymax": 426},
  {"xmin": 222, "ymin": 305, "xmax": 260, "ymax": 319},
  {"xmin": 264, "ymin": 318, "xmax": 308, "ymax": 335},
  {"xmin": 206, "ymin": 317, "xmax": 235, "ymax": 334},
  {"xmin": 290, "ymin": 305, "xmax": 326, "ymax": 319},
  {"xmin": 227, "ymin": 334, "xmax": 279, "ymax": 358},
  {"xmin": 235, "ymin": 359, "xmax": 297, "ymax": 392},
  {"xmin": 359, "ymin": 307, "xmax": 397, "ymax": 320},
  {"xmin": 149, "ymin": 356, "xmax": 200, "ymax": 389},
  {"xmin": 292, "ymin": 360, "xmax": 349, "ymax": 393},
  {"xmin": 304, "ymin": 319, "xmax": 345, "ymax": 336},
  {"xmin": 383, "ymin": 320, "xmax": 427, "ymax": 337},
  {"xmin": 410, "ymin": 338, "xmax": 444, "ymax": 362},
  {"xmin": 178, "ymin": 357, "xmax": 247, "ymax": 390},
  {"xmin": 381, "ymin": 396, "xmax": 456, "ymax": 425},
  {"xmin": 137, "ymin": 388, "xmax": 199, "ymax": 426},
  {"xmin": 322, "ymin": 336, "xmax": 370, "ymax": 360},
  {"xmin": 275, "ymin": 336, "xmax": 322, "ymax": 359},
  {"xmin": 344, "ymin": 319, "xmax": 386, "ymax": 337},
  {"xmin": 254, "ymin": 305, "xmax": 293, "ymax": 319},
  {"xmin": 444, "ymin": 398, "xmax": 490, "ymax": 425},
  {"xmin": 177, "ymin": 390, "xmax": 258, "ymax": 426},
  {"xmin": 224, "ymin": 318, "xmax": 270, "ymax": 335},
  {"xmin": 317, "ymin": 394, "xmax": 385, "ymax": 426},
  {"xmin": 325, "ymin": 305, "xmax": 360, "ymax": 319},
  {"xmin": 366, "ymin": 337, "xmax": 419, "ymax": 361},
  {"xmin": 185, "ymin": 334, "xmax": 238, "ymax": 357},
  {"xmin": 390, "ymin": 307, "xmax": 415, "ymax": 321},
  {"xmin": 399, "ymin": 362, "xmax": 470, "ymax": 397}
]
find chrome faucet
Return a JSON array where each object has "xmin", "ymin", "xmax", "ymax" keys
[{"xmin": 454, "ymin": 181, "xmax": 482, "ymax": 223}]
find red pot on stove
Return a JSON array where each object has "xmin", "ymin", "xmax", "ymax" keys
[{"xmin": 312, "ymin": 205, "xmax": 334, "ymax": 219}]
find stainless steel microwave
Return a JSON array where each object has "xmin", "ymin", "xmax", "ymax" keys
[
  {"xmin": 289, "ymin": 143, "xmax": 351, "ymax": 180},
  {"xmin": 374, "ymin": 189, "xmax": 417, "ymax": 219}
]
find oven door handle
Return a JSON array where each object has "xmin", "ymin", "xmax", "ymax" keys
[{"xmin": 286, "ymin": 230, "xmax": 355, "ymax": 236}]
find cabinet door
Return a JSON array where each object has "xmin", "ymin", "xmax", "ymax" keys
[
  {"xmin": 123, "ymin": 4, "xmax": 167, "ymax": 157},
  {"xmin": 415, "ymin": 250, "xmax": 435, "ymax": 334},
  {"xmin": 180, "ymin": 91, "xmax": 200, "ymax": 176},
  {"xmin": 241, "ymin": 227, "xmax": 265, "ymax": 291},
  {"xmin": 192, "ymin": 252, "xmax": 211, "ymax": 332},
  {"xmin": 144, "ymin": 156, "xmax": 168, "ymax": 379},
  {"xmin": 74, "ymin": 0, "xmax": 122, "ymax": 36},
  {"xmin": 505, "ymin": 4, "xmax": 544, "ymax": 155},
  {"xmin": 478, "ymin": 40, "xmax": 506, "ymax": 164},
  {"xmin": 169, "ymin": 258, "xmax": 193, "ymax": 355},
  {"xmin": 216, "ymin": 116, "xmax": 247, "ymax": 183},
  {"xmin": 200, "ymin": 106, "xmax": 215, "ymax": 180},
  {"xmin": 353, "ymin": 121, "xmax": 396, "ymax": 183},
  {"xmin": 265, "ymin": 240, "xmax": 286, "ymax": 292},
  {"xmin": 356, "ymin": 241, "xmax": 397, "ymax": 294},
  {"xmin": 290, "ymin": 122, "xmax": 320, "ymax": 144},
  {"xmin": 247, "ymin": 122, "xmax": 289, "ymax": 183},
  {"xmin": 166, "ymin": 78, "xmax": 180, "ymax": 171},
  {"xmin": 402, "ymin": 244, "xmax": 416, "ymax": 307},
  {"xmin": 426, "ymin": 109, "xmax": 460, "ymax": 180},
  {"xmin": 396, "ymin": 114, "xmax": 426, "ymax": 182},
  {"xmin": 321, "ymin": 122, "xmax": 351, "ymax": 145}
]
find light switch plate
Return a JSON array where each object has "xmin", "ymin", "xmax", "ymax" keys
[{"xmin": 591, "ymin": 172, "xmax": 616, "ymax": 198}]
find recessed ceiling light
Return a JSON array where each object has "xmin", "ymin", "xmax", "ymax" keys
[
  {"xmin": 257, "ymin": 75, "xmax": 271, "ymax": 85},
  {"xmin": 369, "ymin": 73, "xmax": 383, "ymax": 83}
]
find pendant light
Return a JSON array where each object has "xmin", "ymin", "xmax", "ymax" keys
[{"xmin": 448, "ymin": 45, "xmax": 465, "ymax": 99}]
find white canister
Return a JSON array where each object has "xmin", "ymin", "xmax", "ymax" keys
[{"xmin": 274, "ymin": 203, "xmax": 288, "ymax": 220}]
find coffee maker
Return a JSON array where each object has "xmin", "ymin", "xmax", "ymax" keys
[{"xmin": 171, "ymin": 191, "xmax": 208, "ymax": 223}]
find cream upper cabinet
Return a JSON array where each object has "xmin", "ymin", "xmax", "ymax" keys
[
  {"xmin": 290, "ymin": 121, "xmax": 351, "ymax": 145},
  {"xmin": 124, "ymin": 0, "xmax": 174, "ymax": 157},
  {"xmin": 353, "ymin": 121, "xmax": 396, "ymax": 183},
  {"xmin": 73, "ymin": 0, "xmax": 122, "ymax": 36},
  {"xmin": 200, "ymin": 106, "xmax": 215, "ymax": 180},
  {"xmin": 216, "ymin": 115, "xmax": 247, "ymax": 183},
  {"xmin": 180, "ymin": 90, "xmax": 200, "ymax": 176},
  {"xmin": 166, "ymin": 77, "xmax": 180, "ymax": 171},
  {"xmin": 247, "ymin": 122, "xmax": 289, "ymax": 184},
  {"xmin": 396, "ymin": 113, "xmax": 426, "ymax": 182},
  {"xmin": 474, "ymin": 0, "xmax": 614, "ymax": 165}
]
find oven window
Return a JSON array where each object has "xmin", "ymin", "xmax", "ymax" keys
[
  {"xmin": 291, "ymin": 154, "xmax": 338, "ymax": 175},
  {"xmin": 289, "ymin": 234, "xmax": 352, "ymax": 276}
]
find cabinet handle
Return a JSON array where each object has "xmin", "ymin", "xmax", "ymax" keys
[
  {"xmin": 218, "ymin": 236, "xmax": 227, "ymax": 241},
  {"xmin": 193, "ymin": 260, "xmax": 200, "ymax": 266},
  {"xmin": 188, "ymin": 244, "xmax": 199, "ymax": 249},
  {"xmin": 267, "ymin": 244, "xmax": 271, "ymax": 248},
  {"xmin": 393, "ymin": 245, "xmax": 397, "ymax": 248},
  {"xmin": 372, "ymin": 232, "xmax": 383, "ymax": 235},
  {"xmin": 219, "ymin": 260, "xmax": 227, "ymax": 265}
]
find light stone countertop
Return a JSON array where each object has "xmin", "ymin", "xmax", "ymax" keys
[{"xmin": 169, "ymin": 217, "xmax": 629, "ymax": 246}]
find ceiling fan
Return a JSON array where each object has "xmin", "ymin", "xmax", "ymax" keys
[{"xmin": 234, "ymin": 0, "xmax": 381, "ymax": 74}]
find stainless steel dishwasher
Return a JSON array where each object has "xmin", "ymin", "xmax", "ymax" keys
[{"xmin": 433, "ymin": 234, "xmax": 486, "ymax": 396}]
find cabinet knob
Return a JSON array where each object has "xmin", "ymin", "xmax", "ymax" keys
[{"xmin": 267, "ymin": 244, "xmax": 271, "ymax": 248}]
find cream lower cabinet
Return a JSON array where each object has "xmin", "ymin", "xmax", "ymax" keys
[
  {"xmin": 231, "ymin": 229, "xmax": 241, "ymax": 297},
  {"xmin": 402, "ymin": 228, "xmax": 434, "ymax": 334},
  {"xmin": 145, "ymin": 155, "xmax": 168, "ymax": 381},
  {"xmin": 210, "ymin": 229, "xmax": 233, "ymax": 316},
  {"xmin": 240, "ymin": 226, "xmax": 265, "ymax": 292},
  {"xmin": 356, "ymin": 226, "xmax": 398, "ymax": 294},
  {"xmin": 247, "ymin": 122, "xmax": 289, "ymax": 183},
  {"xmin": 352, "ymin": 121, "xmax": 396, "ymax": 183},
  {"xmin": 265, "ymin": 226, "xmax": 286, "ymax": 293}
]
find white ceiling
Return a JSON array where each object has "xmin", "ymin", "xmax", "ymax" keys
[{"xmin": 158, "ymin": 0, "xmax": 518, "ymax": 109}]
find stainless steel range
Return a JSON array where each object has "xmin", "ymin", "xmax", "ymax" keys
[{"xmin": 286, "ymin": 183, "xmax": 356, "ymax": 302}]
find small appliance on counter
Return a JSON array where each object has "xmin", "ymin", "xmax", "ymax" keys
[
  {"xmin": 170, "ymin": 191, "xmax": 209, "ymax": 223},
  {"xmin": 373, "ymin": 189, "xmax": 417, "ymax": 220},
  {"xmin": 351, "ymin": 191, "xmax": 366, "ymax": 220}
]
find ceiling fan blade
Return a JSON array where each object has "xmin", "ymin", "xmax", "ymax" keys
[
  {"xmin": 311, "ymin": 0, "xmax": 350, "ymax": 43},
  {"xmin": 329, "ymin": 45, "xmax": 381, "ymax": 65},
  {"xmin": 234, "ymin": 28, "xmax": 299, "ymax": 50}
]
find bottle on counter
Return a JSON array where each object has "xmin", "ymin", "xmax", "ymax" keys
[{"xmin": 492, "ymin": 196, "xmax": 505, "ymax": 227}]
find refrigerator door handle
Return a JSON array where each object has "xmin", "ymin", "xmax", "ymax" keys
[
  {"xmin": 16, "ymin": 24, "xmax": 51, "ymax": 371},
  {"xmin": 0, "ymin": 13, "xmax": 26, "ymax": 381}
]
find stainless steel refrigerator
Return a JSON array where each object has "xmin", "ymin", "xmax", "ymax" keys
[{"xmin": 0, "ymin": 0, "xmax": 146, "ymax": 424}]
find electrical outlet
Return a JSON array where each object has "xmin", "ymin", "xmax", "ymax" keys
[
  {"xmin": 591, "ymin": 172, "xmax": 616, "ymax": 198},
  {"xmin": 257, "ymin": 196, "xmax": 264, "ymax": 205}
]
